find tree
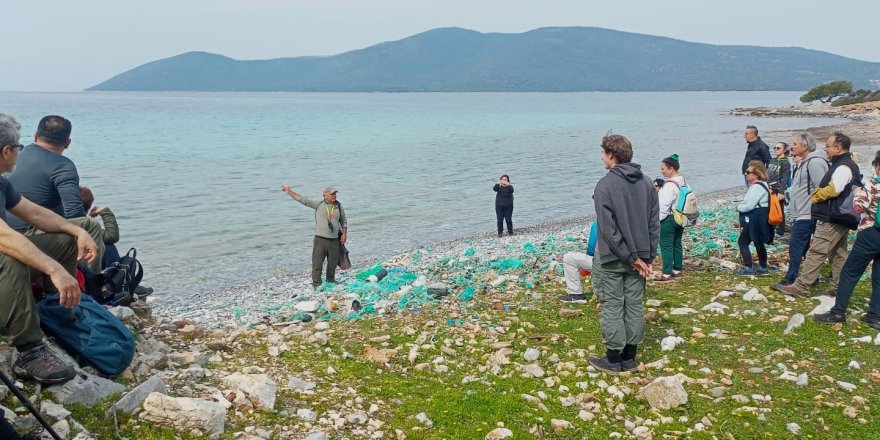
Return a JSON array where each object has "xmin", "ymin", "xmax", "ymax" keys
[{"xmin": 800, "ymin": 80, "xmax": 854, "ymax": 103}]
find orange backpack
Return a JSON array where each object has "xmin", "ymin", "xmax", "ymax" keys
[{"xmin": 761, "ymin": 183, "xmax": 783, "ymax": 226}]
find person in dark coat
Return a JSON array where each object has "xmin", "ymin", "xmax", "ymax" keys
[
  {"xmin": 736, "ymin": 161, "xmax": 773, "ymax": 275},
  {"xmin": 742, "ymin": 125, "xmax": 771, "ymax": 187},
  {"xmin": 493, "ymin": 174, "xmax": 514, "ymax": 236}
]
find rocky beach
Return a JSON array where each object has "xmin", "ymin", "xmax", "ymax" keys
[{"xmin": 3, "ymin": 102, "xmax": 880, "ymax": 439}]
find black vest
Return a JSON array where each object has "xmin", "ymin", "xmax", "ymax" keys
[{"xmin": 811, "ymin": 152, "xmax": 861, "ymax": 227}]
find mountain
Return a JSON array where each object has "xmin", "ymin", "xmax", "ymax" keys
[{"xmin": 88, "ymin": 27, "xmax": 880, "ymax": 92}]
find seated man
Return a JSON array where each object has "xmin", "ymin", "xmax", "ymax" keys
[
  {"xmin": 560, "ymin": 222, "xmax": 598, "ymax": 303},
  {"xmin": 0, "ymin": 113, "xmax": 98, "ymax": 385}
]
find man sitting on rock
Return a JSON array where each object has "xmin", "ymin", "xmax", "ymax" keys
[
  {"xmin": 0, "ymin": 113, "xmax": 98, "ymax": 385},
  {"xmin": 559, "ymin": 221, "xmax": 598, "ymax": 303}
]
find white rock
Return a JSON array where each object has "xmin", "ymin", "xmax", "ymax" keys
[
  {"xmin": 787, "ymin": 422, "xmax": 801, "ymax": 435},
  {"xmin": 40, "ymin": 400, "xmax": 71, "ymax": 422},
  {"xmin": 288, "ymin": 376, "xmax": 317, "ymax": 392},
  {"xmin": 222, "ymin": 373, "xmax": 277, "ymax": 410},
  {"xmin": 578, "ymin": 410, "xmax": 595, "ymax": 421},
  {"xmin": 784, "ymin": 314, "xmax": 805, "ymax": 334},
  {"xmin": 809, "ymin": 296, "xmax": 836, "ymax": 316},
  {"xmin": 523, "ymin": 348, "xmax": 541, "ymax": 361},
  {"xmin": 670, "ymin": 307, "xmax": 698, "ymax": 316},
  {"xmin": 837, "ymin": 381, "xmax": 857, "ymax": 392},
  {"xmin": 851, "ymin": 336, "xmax": 872, "ymax": 343},
  {"xmin": 140, "ymin": 393, "xmax": 226, "ymax": 438},
  {"xmin": 305, "ymin": 432, "xmax": 328, "ymax": 440},
  {"xmin": 633, "ymin": 426, "xmax": 653, "ymax": 440},
  {"xmin": 640, "ymin": 376, "xmax": 688, "ymax": 410},
  {"xmin": 485, "ymin": 427, "xmax": 513, "ymax": 439},
  {"xmin": 295, "ymin": 301, "xmax": 320, "ymax": 312},
  {"xmin": 715, "ymin": 290, "xmax": 734, "ymax": 299},
  {"xmin": 415, "ymin": 412, "xmax": 433, "ymax": 428},
  {"xmin": 523, "ymin": 363, "xmax": 545, "ymax": 378},
  {"xmin": 743, "ymin": 289, "xmax": 767, "ymax": 301},
  {"xmin": 660, "ymin": 336, "xmax": 685, "ymax": 351},
  {"xmin": 796, "ymin": 373, "xmax": 809, "ymax": 386},
  {"xmin": 701, "ymin": 302, "xmax": 728, "ymax": 314},
  {"xmin": 848, "ymin": 360, "xmax": 861, "ymax": 370},
  {"xmin": 311, "ymin": 332, "xmax": 329, "ymax": 346},
  {"xmin": 314, "ymin": 322, "xmax": 330, "ymax": 331},
  {"xmin": 550, "ymin": 419, "xmax": 573, "ymax": 431},
  {"xmin": 297, "ymin": 408, "xmax": 317, "ymax": 421}
]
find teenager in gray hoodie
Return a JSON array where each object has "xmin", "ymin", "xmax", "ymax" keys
[{"xmin": 589, "ymin": 134, "xmax": 660, "ymax": 373}]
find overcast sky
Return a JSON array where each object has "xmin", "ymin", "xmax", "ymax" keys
[{"xmin": 2, "ymin": 0, "xmax": 878, "ymax": 92}]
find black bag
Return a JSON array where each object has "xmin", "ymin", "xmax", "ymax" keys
[
  {"xmin": 101, "ymin": 248, "xmax": 144, "ymax": 305},
  {"xmin": 338, "ymin": 242, "xmax": 352, "ymax": 270}
]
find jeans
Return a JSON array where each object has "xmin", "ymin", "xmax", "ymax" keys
[
  {"xmin": 659, "ymin": 216, "xmax": 683, "ymax": 275},
  {"xmin": 103, "ymin": 243, "xmax": 121, "ymax": 269},
  {"xmin": 783, "ymin": 219, "xmax": 816, "ymax": 283},
  {"xmin": 495, "ymin": 204, "xmax": 513, "ymax": 235},
  {"xmin": 738, "ymin": 226, "xmax": 767, "ymax": 268},
  {"xmin": 831, "ymin": 227, "xmax": 880, "ymax": 317}
]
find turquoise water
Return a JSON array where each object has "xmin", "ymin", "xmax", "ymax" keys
[{"xmin": 0, "ymin": 91, "xmax": 841, "ymax": 295}]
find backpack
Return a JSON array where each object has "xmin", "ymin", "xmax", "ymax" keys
[
  {"xmin": 759, "ymin": 183, "xmax": 784, "ymax": 226},
  {"xmin": 102, "ymin": 248, "xmax": 144, "ymax": 305},
  {"xmin": 37, "ymin": 292, "xmax": 136, "ymax": 377},
  {"xmin": 668, "ymin": 180, "xmax": 699, "ymax": 227}
]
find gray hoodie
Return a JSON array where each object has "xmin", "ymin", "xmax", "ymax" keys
[
  {"xmin": 593, "ymin": 162, "xmax": 660, "ymax": 266},
  {"xmin": 789, "ymin": 151, "xmax": 829, "ymax": 221}
]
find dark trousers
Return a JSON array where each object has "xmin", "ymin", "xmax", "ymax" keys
[
  {"xmin": 831, "ymin": 227, "xmax": 880, "ymax": 317},
  {"xmin": 775, "ymin": 208, "xmax": 787, "ymax": 236},
  {"xmin": 311, "ymin": 235, "xmax": 340, "ymax": 286},
  {"xmin": 738, "ymin": 227, "xmax": 767, "ymax": 268},
  {"xmin": 102, "ymin": 243, "xmax": 121, "ymax": 269},
  {"xmin": 0, "ymin": 409, "xmax": 24, "ymax": 440},
  {"xmin": 783, "ymin": 219, "xmax": 816, "ymax": 283},
  {"xmin": 659, "ymin": 217, "xmax": 684, "ymax": 275},
  {"xmin": 495, "ymin": 204, "xmax": 513, "ymax": 235},
  {"xmin": 0, "ymin": 233, "xmax": 77, "ymax": 348}
]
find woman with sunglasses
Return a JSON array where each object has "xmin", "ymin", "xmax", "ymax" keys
[
  {"xmin": 736, "ymin": 161, "xmax": 773, "ymax": 275},
  {"xmin": 768, "ymin": 142, "xmax": 791, "ymax": 236}
]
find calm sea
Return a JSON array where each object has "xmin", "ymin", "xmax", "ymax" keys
[{"xmin": 0, "ymin": 92, "xmax": 842, "ymax": 296}]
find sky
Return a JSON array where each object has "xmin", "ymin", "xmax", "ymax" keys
[{"xmin": 1, "ymin": 0, "xmax": 878, "ymax": 92}]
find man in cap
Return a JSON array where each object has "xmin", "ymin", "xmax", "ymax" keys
[
  {"xmin": 281, "ymin": 184, "xmax": 348, "ymax": 288},
  {"xmin": 0, "ymin": 113, "xmax": 98, "ymax": 386}
]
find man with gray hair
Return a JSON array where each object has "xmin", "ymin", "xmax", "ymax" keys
[
  {"xmin": 280, "ymin": 184, "xmax": 348, "ymax": 288},
  {"xmin": 742, "ymin": 125, "xmax": 771, "ymax": 187},
  {"xmin": 0, "ymin": 113, "xmax": 98, "ymax": 386},
  {"xmin": 772, "ymin": 132, "xmax": 828, "ymax": 288}
]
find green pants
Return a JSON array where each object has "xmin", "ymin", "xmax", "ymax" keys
[
  {"xmin": 659, "ymin": 216, "xmax": 684, "ymax": 275},
  {"xmin": 0, "ymin": 233, "xmax": 77, "ymax": 348},
  {"xmin": 594, "ymin": 256, "xmax": 646, "ymax": 351},
  {"xmin": 27, "ymin": 216, "xmax": 104, "ymax": 274}
]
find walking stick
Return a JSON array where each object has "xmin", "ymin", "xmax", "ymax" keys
[{"xmin": 0, "ymin": 369, "xmax": 64, "ymax": 440}]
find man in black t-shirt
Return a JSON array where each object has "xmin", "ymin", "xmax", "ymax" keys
[{"xmin": 0, "ymin": 113, "xmax": 97, "ymax": 388}]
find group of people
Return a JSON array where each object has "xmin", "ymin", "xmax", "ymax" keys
[{"xmin": 0, "ymin": 112, "xmax": 150, "ymax": 420}]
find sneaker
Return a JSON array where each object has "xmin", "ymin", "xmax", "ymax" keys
[
  {"xmin": 559, "ymin": 294, "xmax": 587, "ymax": 304},
  {"xmin": 821, "ymin": 288, "xmax": 837, "ymax": 297},
  {"xmin": 776, "ymin": 279, "xmax": 794, "ymax": 287},
  {"xmin": 588, "ymin": 356, "xmax": 622, "ymax": 373},
  {"xmin": 671, "ymin": 270, "xmax": 684, "ymax": 278},
  {"xmin": 734, "ymin": 267, "xmax": 756, "ymax": 276},
  {"xmin": 620, "ymin": 358, "xmax": 638, "ymax": 372},
  {"xmin": 13, "ymin": 344, "xmax": 75, "ymax": 385},
  {"xmin": 814, "ymin": 311, "xmax": 846, "ymax": 325},
  {"xmin": 860, "ymin": 314, "xmax": 880, "ymax": 330},
  {"xmin": 773, "ymin": 283, "xmax": 809, "ymax": 298},
  {"xmin": 755, "ymin": 267, "xmax": 769, "ymax": 276},
  {"xmin": 134, "ymin": 285, "xmax": 154, "ymax": 297}
]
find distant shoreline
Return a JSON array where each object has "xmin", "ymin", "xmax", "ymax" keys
[{"xmin": 732, "ymin": 101, "xmax": 880, "ymax": 145}]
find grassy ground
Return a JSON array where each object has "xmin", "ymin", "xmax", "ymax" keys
[{"xmin": 69, "ymin": 266, "xmax": 875, "ymax": 439}]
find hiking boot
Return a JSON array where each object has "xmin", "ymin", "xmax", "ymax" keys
[
  {"xmin": 755, "ymin": 267, "xmax": 769, "ymax": 276},
  {"xmin": 814, "ymin": 311, "xmax": 846, "ymax": 325},
  {"xmin": 134, "ymin": 285, "xmax": 154, "ymax": 297},
  {"xmin": 773, "ymin": 283, "xmax": 809, "ymax": 298},
  {"xmin": 776, "ymin": 279, "xmax": 794, "ymax": 287},
  {"xmin": 588, "ymin": 356, "xmax": 622, "ymax": 373},
  {"xmin": 734, "ymin": 267, "xmax": 756, "ymax": 276},
  {"xmin": 559, "ymin": 294, "xmax": 587, "ymax": 304},
  {"xmin": 13, "ymin": 344, "xmax": 75, "ymax": 385},
  {"xmin": 620, "ymin": 358, "xmax": 639, "ymax": 372},
  {"xmin": 821, "ymin": 288, "xmax": 837, "ymax": 297},
  {"xmin": 860, "ymin": 313, "xmax": 880, "ymax": 330}
]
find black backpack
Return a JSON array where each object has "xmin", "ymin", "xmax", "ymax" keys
[{"xmin": 101, "ymin": 248, "xmax": 144, "ymax": 306}]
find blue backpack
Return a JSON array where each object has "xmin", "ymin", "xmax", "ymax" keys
[{"xmin": 38, "ymin": 293, "xmax": 136, "ymax": 377}]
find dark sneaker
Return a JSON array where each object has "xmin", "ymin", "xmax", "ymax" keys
[
  {"xmin": 588, "ymin": 356, "xmax": 622, "ymax": 373},
  {"xmin": 620, "ymin": 358, "xmax": 638, "ymax": 372},
  {"xmin": 860, "ymin": 314, "xmax": 880, "ymax": 330},
  {"xmin": 13, "ymin": 344, "xmax": 75, "ymax": 385},
  {"xmin": 813, "ymin": 311, "xmax": 846, "ymax": 325},
  {"xmin": 821, "ymin": 288, "xmax": 837, "ymax": 297},
  {"xmin": 134, "ymin": 285, "xmax": 154, "ymax": 297},
  {"xmin": 735, "ymin": 267, "xmax": 756, "ymax": 276},
  {"xmin": 755, "ymin": 267, "xmax": 769, "ymax": 276},
  {"xmin": 773, "ymin": 283, "xmax": 809, "ymax": 297},
  {"xmin": 559, "ymin": 294, "xmax": 587, "ymax": 304}
]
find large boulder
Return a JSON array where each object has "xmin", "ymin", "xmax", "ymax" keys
[
  {"xmin": 140, "ymin": 392, "xmax": 226, "ymax": 438},
  {"xmin": 640, "ymin": 376, "xmax": 689, "ymax": 410},
  {"xmin": 222, "ymin": 373, "xmax": 277, "ymax": 410}
]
